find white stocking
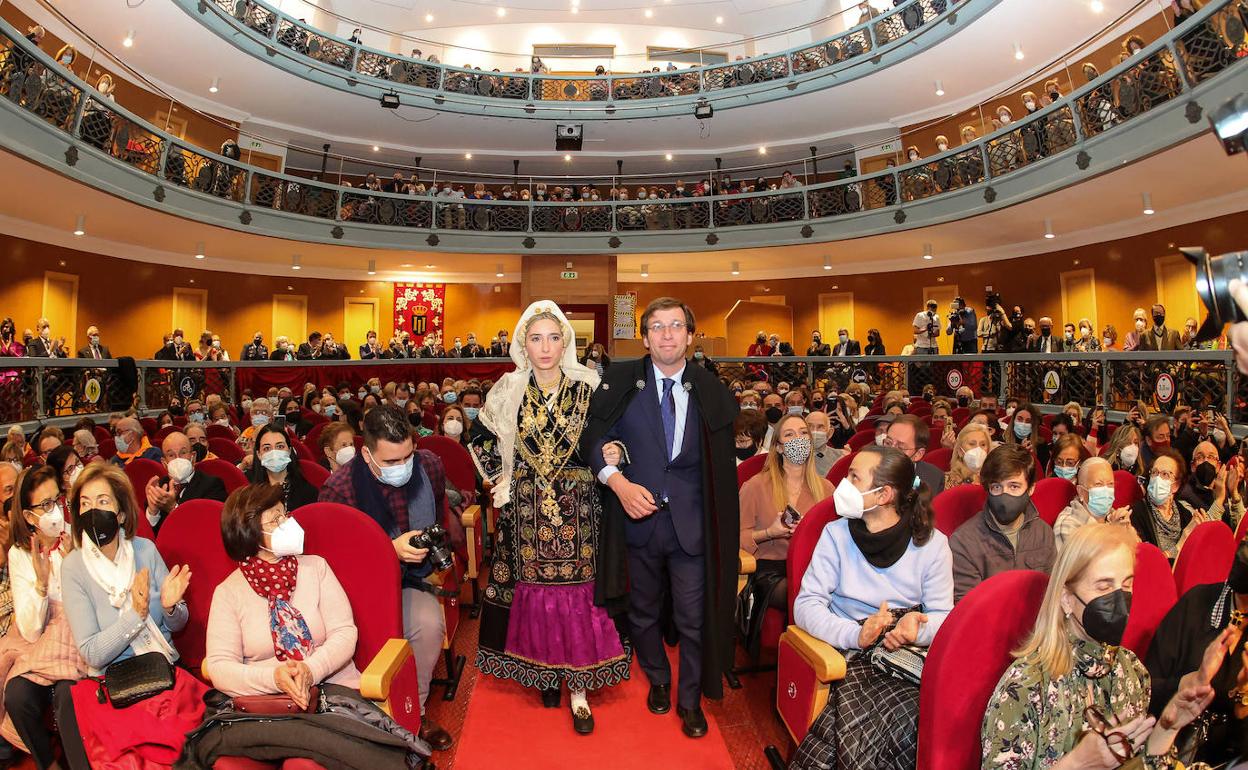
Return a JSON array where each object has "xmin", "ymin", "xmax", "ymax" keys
[{"xmin": 569, "ymin": 688, "xmax": 589, "ymax": 712}]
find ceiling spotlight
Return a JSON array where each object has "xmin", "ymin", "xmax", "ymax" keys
[
  {"xmin": 664, "ymin": 153, "xmax": 673, "ymax": 161},
  {"xmin": 758, "ymin": 146, "xmax": 767, "ymax": 154},
  {"xmin": 934, "ymin": 79, "xmax": 944, "ymax": 96},
  {"xmin": 194, "ymin": 242, "xmax": 205, "ymax": 259},
  {"xmin": 644, "ymin": 8, "xmax": 653, "ymax": 17},
  {"xmin": 424, "ymin": 263, "xmax": 435, "ymax": 268},
  {"xmin": 425, "ymin": 12, "xmax": 434, "ymax": 21},
  {"xmin": 291, "ymin": 254, "xmax": 302, "ymax": 270},
  {"xmin": 1013, "ymin": 42, "xmax": 1024, "ymax": 60},
  {"xmin": 495, "ymin": 264, "xmax": 505, "ymax": 278},
  {"xmin": 564, "ymin": 154, "xmax": 572, "ymax": 162},
  {"xmin": 1044, "ymin": 218, "xmax": 1056, "ymax": 239},
  {"xmin": 822, "ymin": 256, "xmax": 832, "ymax": 271},
  {"xmin": 730, "ymin": 261, "xmax": 740, "ymax": 276},
  {"xmin": 208, "ymin": 77, "xmax": 220, "ymax": 94},
  {"xmin": 367, "ymin": 259, "xmax": 376, "ymax": 275},
  {"xmin": 122, "ymin": 29, "xmax": 135, "ymax": 48},
  {"xmin": 715, "ymin": 15, "xmax": 723, "ymax": 23},
  {"xmin": 73, "ymin": 214, "xmax": 85, "ymax": 236},
  {"xmin": 465, "ymin": 152, "xmax": 473, "ymax": 159},
  {"xmin": 922, "ymin": 243, "xmax": 933, "ymax": 260},
  {"xmin": 640, "ymin": 264, "xmax": 649, "ymax": 278},
  {"xmin": 372, "ymin": 145, "xmax": 380, "ymax": 152},
  {"xmin": 571, "ymin": 6, "xmax": 578, "ymax": 12},
  {"xmin": 1090, "ymin": 0, "xmax": 1104, "ymax": 11},
  {"xmin": 496, "ymin": 6, "xmax": 506, "ymax": 16},
  {"xmin": 1141, "ymin": 192, "xmax": 1155, "ymax": 215}
]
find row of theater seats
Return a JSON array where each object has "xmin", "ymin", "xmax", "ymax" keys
[{"xmin": 738, "ymin": 442, "xmax": 1247, "ymax": 765}]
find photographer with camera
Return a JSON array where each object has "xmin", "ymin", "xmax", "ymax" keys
[
  {"xmin": 318, "ymin": 404, "xmax": 454, "ymax": 751},
  {"xmin": 912, "ymin": 299, "xmax": 942, "ymax": 354},
  {"xmin": 946, "ymin": 297, "xmax": 978, "ymax": 354}
]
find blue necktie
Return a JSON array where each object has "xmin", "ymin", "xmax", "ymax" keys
[{"xmin": 661, "ymin": 378, "xmax": 676, "ymax": 460}]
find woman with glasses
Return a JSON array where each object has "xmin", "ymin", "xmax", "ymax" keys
[
  {"xmin": 1129, "ymin": 446, "xmax": 1204, "ymax": 562},
  {"xmin": 246, "ymin": 424, "xmax": 319, "ymax": 513},
  {"xmin": 981, "ymin": 522, "xmax": 1222, "ymax": 769}
]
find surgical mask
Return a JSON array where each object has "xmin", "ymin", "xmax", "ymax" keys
[
  {"xmin": 443, "ymin": 391, "xmax": 458, "ymax": 404},
  {"xmin": 1147, "ymin": 475, "xmax": 1172, "ymax": 505},
  {"xmin": 189, "ymin": 412, "xmax": 205, "ymax": 424},
  {"xmin": 875, "ymin": 434, "xmax": 886, "ymax": 446},
  {"xmin": 1024, "ymin": 100, "xmax": 1036, "ymax": 110},
  {"xmin": 464, "ymin": 407, "xmax": 480, "ymax": 421},
  {"xmin": 833, "ymin": 477, "xmax": 882, "ymax": 520},
  {"xmin": 782, "ymin": 436, "xmax": 812, "ymax": 465},
  {"xmin": 37, "ymin": 504, "xmax": 66, "ymax": 538},
  {"xmin": 811, "ymin": 430, "xmax": 828, "ymax": 449},
  {"xmin": 1073, "ymin": 589, "xmax": 1131, "ymax": 647},
  {"xmin": 740, "ymin": 404, "xmax": 757, "ymax": 411},
  {"xmin": 1119, "ymin": 443, "xmax": 1140, "ymax": 467},
  {"xmin": 787, "ymin": 406, "xmax": 804, "ymax": 416},
  {"xmin": 1064, "ymin": 331, "xmax": 1074, "ymax": 342},
  {"xmin": 1013, "ymin": 422, "xmax": 1032, "ymax": 439},
  {"xmin": 443, "ymin": 419, "xmax": 464, "ymax": 437},
  {"xmin": 114, "ymin": 432, "xmax": 130, "ymax": 454},
  {"xmin": 334, "ymin": 445, "xmax": 356, "ymax": 466},
  {"xmin": 693, "ymin": 351, "xmax": 704, "ymax": 360},
  {"xmin": 1080, "ymin": 327, "xmax": 1090, "ymax": 338},
  {"xmin": 241, "ymin": 399, "xmax": 253, "ymax": 411},
  {"xmin": 1086, "ymin": 486, "xmax": 1114, "ymax": 518},
  {"xmin": 167, "ymin": 457, "xmax": 194, "ymax": 484},
  {"xmin": 214, "ymin": 418, "xmax": 231, "ymax": 427},
  {"xmin": 40, "ymin": 329, "xmax": 50, "ymax": 340},
  {"xmin": 395, "ymin": 398, "xmax": 409, "ymax": 409},
  {"xmin": 67, "ymin": 464, "xmax": 83, "ymax": 487},
  {"xmin": 263, "ymin": 517, "xmax": 305, "ymax": 558},
  {"xmin": 358, "ymin": 390, "xmax": 367, "ymax": 400},
  {"xmin": 324, "ymin": 405, "xmax": 338, "ymax": 418},
  {"xmin": 90, "ymin": 335, "xmax": 100, "ymax": 346},
  {"xmin": 371, "ymin": 386, "xmax": 382, "ymax": 395},
  {"xmin": 962, "ymin": 446, "xmax": 986, "ymax": 472},
  {"xmin": 80, "ymin": 507, "xmax": 121, "ymax": 547},
  {"xmin": 838, "ymin": 334, "xmax": 848, "ymax": 344},
  {"xmin": 937, "ymin": 142, "xmax": 948, "ymax": 152},
  {"xmin": 1103, "ymin": 337, "xmax": 1113, "ymax": 348},
  {"xmin": 987, "ymin": 491, "xmax": 1031, "ymax": 525},
  {"xmin": 1054, "ymin": 465, "xmax": 1077, "ymax": 481},
  {"xmin": 260, "ymin": 448, "xmax": 292, "ymax": 474},
  {"xmin": 251, "ymin": 414, "xmax": 270, "ymax": 428},
  {"xmin": 374, "ymin": 455, "xmax": 414, "ymax": 487}
]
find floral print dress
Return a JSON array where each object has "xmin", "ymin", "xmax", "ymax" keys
[{"xmin": 980, "ymin": 636, "xmax": 1152, "ymax": 769}]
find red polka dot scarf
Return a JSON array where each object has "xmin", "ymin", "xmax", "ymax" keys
[{"xmin": 239, "ymin": 556, "xmax": 315, "ymax": 661}]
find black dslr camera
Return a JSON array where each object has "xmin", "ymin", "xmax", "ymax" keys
[
  {"xmin": 409, "ymin": 524, "xmax": 454, "ymax": 572},
  {"xmin": 985, "ymin": 291, "xmax": 1004, "ymax": 319},
  {"xmin": 1184, "ymin": 246, "xmax": 1248, "ymax": 342}
]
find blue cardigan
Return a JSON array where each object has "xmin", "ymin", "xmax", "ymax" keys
[{"xmin": 60, "ymin": 536, "xmax": 188, "ymax": 674}]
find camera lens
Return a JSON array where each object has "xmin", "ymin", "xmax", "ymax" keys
[{"xmin": 1183, "ymin": 247, "xmax": 1248, "ymax": 342}]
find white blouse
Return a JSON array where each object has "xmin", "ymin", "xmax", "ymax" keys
[{"xmin": 8, "ymin": 544, "xmax": 66, "ymax": 642}]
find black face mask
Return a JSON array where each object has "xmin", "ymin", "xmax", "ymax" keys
[
  {"xmin": 1153, "ymin": 314, "xmax": 1166, "ymax": 327},
  {"xmin": 1074, "ymin": 589, "xmax": 1132, "ymax": 647},
  {"xmin": 957, "ymin": 395, "xmax": 970, "ymax": 407},
  {"xmin": 765, "ymin": 407, "xmax": 783, "ymax": 424},
  {"xmin": 80, "ymin": 507, "xmax": 121, "ymax": 547},
  {"xmin": 811, "ymin": 399, "xmax": 825, "ymax": 410},
  {"xmin": 986, "ymin": 491, "xmax": 1030, "ymax": 525},
  {"xmin": 1040, "ymin": 327, "xmax": 1052, "ymax": 337},
  {"xmin": 1194, "ymin": 461, "xmax": 1217, "ymax": 488},
  {"xmin": 1228, "ymin": 542, "xmax": 1248, "ymax": 593},
  {"xmin": 756, "ymin": 336, "xmax": 766, "ymax": 344},
  {"xmin": 735, "ymin": 446, "xmax": 756, "ymax": 462},
  {"xmin": 192, "ymin": 442, "xmax": 208, "ymax": 463}
]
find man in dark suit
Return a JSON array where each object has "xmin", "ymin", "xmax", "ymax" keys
[
  {"xmin": 359, "ymin": 330, "xmax": 383, "ymax": 360},
  {"xmin": 886, "ymin": 415, "xmax": 946, "ymax": 494},
  {"xmin": 489, "ymin": 329, "xmax": 510, "ymax": 357},
  {"xmin": 1137, "ymin": 303, "xmax": 1183, "ymax": 351},
  {"xmin": 461, "ymin": 333, "xmax": 485, "ymax": 358},
  {"xmin": 143, "ymin": 431, "xmax": 227, "ymax": 533},
  {"xmin": 25, "ymin": 318, "xmax": 64, "ymax": 358},
  {"xmin": 241, "ymin": 332, "xmax": 269, "ymax": 361},
  {"xmin": 296, "ymin": 331, "xmax": 323, "ymax": 360},
  {"xmin": 832, "ymin": 328, "xmax": 861, "ymax": 356},
  {"xmin": 582, "ymin": 297, "xmax": 739, "ymax": 740},
  {"xmin": 76, "ymin": 325, "xmax": 111, "ymax": 359},
  {"xmin": 319, "ymin": 333, "xmax": 351, "ymax": 360}
]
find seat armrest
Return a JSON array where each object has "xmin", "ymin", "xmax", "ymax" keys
[
  {"xmin": 460, "ymin": 503, "xmax": 481, "ymax": 529},
  {"xmin": 739, "ymin": 549, "xmax": 757, "ymax": 575},
  {"xmin": 780, "ymin": 626, "xmax": 847, "ymax": 682},
  {"xmin": 359, "ymin": 638, "xmax": 413, "ymax": 701}
]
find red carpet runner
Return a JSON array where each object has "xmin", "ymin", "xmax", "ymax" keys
[{"xmin": 452, "ymin": 651, "xmax": 736, "ymax": 770}]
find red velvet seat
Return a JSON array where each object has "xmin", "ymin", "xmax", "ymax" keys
[
  {"xmin": 737, "ymin": 453, "xmax": 767, "ymax": 489},
  {"xmin": 208, "ymin": 437, "xmax": 245, "ymax": 464},
  {"xmin": 299, "ymin": 459, "xmax": 330, "ymax": 489},
  {"xmin": 92, "ymin": 425, "xmax": 111, "ymax": 444},
  {"xmin": 774, "ymin": 497, "xmax": 842, "ymax": 744},
  {"xmin": 1113, "ymin": 469, "xmax": 1143, "ymax": 508},
  {"xmin": 154, "ymin": 425, "xmax": 178, "ymax": 444},
  {"xmin": 1173, "ymin": 521, "xmax": 1237, "ymax": 596},
  {"xmin": 846, "ymin": 430, "xmax": 876, "ymax": 451},
  {"xmin": 154, "ymin": 498, "xmax": 231, "ymax": 671},
  {"xmin": 304, "ymin": 421, "xmax": 329, "ymax": 450},
  {"xmin": 123, "ymin": 458, "xmax": 166, "ymax": 511},
  {"xmin": 932, "ymin": 484, "xmax": 987, "ymax": 536},
  {"xmin": 1123, "ymin": 543, "xmax": 1178, "ymax": 660},
  {"xmin": 172, "ymin": 416, "xmax": 188, "ymax": 428},
  {"xmin": 97, "ymin": 437, "xmax": 117, "ymax": 460},
  {"xmin": 951, "ymin": 407, "xmax": 970, "ymax": 425},
  {"xmin": 197, "ymin": 458, "xmax": 249, "ymax": 493},
  {"xmin": 825, "ymin": 451, "xmax": 855, "ymax": 486},
  {"xmin": 1031, "ymin": 477, "xmax": 1077, "ymax": 526},
  {"xmin": 292, "ymin": 503, "xmax": 424, "ymax": 731},
  {"xmin": 917, "ymin": 570, "xmax": 1049, "ymax": 770},
  {"xmin": 140, "ymin": 417, "xmax": 158, "ymax": 439},
  {"xmin": 205, "ymin": 424, "xmax": 237, "ymax": 441},
  {"xmin": 924, "ymin": 447, "xmax": 953, "ymax": 473}
]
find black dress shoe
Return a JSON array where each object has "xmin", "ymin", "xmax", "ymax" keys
[
  {"xmin": 541, "ymin": 687, "xmax": 561, "ymax": 708},
  {"xmin": 677, "ymin": 706, "xmax": 708, "ymax": 738},
  {"xmin": 647, "ymin": 683, "xmax": 671, "ymax": 715},
  {"xmin": 419, "ymin": 720, "xmax": 454, "ymax": 751},
  {"xmin": 571, "ymin": 704, "xmax": 595, "ymax": 735}
]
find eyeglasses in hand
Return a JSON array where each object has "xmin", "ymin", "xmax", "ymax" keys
[{"xmin": 1082, "ymin": 707, "xmax": 1134, "ymax": 763}]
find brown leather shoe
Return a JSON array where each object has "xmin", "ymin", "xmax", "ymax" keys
[{"xmin": 419, "ymin": 719, "xmax": 454, "ymax": 751}]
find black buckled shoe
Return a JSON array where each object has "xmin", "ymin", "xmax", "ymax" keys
[
  {"xmin": 676, "ymin": 706, "xmax": 708, "ymax": 738},
  {"xmin": 647, "ymin": 683, "xmax": 671, "ymax": 715},
  {"xmin": 571, "ymin": 704, "xmax": 595, "ymax": 735},
  {"xmin": 541, "ymin": 687, "xmax": 561, "ymax": 708}
]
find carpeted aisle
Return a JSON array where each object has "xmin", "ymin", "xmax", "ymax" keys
[{"xmin": 452, "ymin": 651, "xmax": 737, "ymax": 770}]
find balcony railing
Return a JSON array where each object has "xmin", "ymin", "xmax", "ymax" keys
[
  {"xmin": 0, "ymin": 0, "xmax": 1243, "ymax": 251},
  {"xmin": 184, "ymin": 0, "xmax": 978, "ymax": 114}
]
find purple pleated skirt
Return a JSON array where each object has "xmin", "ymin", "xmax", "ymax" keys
[{"xmin": 503, "ymin": 581, "xmax": 626, "ymax": 670}]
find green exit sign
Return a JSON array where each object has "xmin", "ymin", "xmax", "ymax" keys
[{"xmin": 560, "ymin": 270, "xmax": 578, "ymax": 280}]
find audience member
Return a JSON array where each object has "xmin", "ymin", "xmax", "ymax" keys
[
  {"xmin": 76, "ymin": 325, "xmax": 110, "ymax": 359},
  {"xmin": 110, "ymin": 417, "xmax": 162, "ymax": 466},
  {"xmin": 947, "ymin": 297, "xmax": 978, "ymax": 354},
  {"xmin": 318, "ymin": 422, "xmax": 356, "ymax": 472},
  {"xmin": 1054, "ymin": 456, "xmax": 1133, "ymax": 548},
  {"xmin": 25, "ymin": 318, "xmax": 64, "ymax": 358},
  {"xmin": 1049, "ymin": 432, "xmax": 1090, "ymax": 481},
  {"xmin": 1131, "ymin": 446, "xmax": 1201, "ymax": 560},
  {"xmin": 884, "ymin": 415, "xmax": 945, "ymax": 494},
  {"xmin": 734, "ymin": 409, "xmax": 767, "ymax": 464},
  {"xmin": 1138, "ymin": 303, "xmax": 1182, "ymax": 351},
  {"xmin": 144, "ymin": 431, "xmax": 228, "ymax": 534},
  {"xmin": 1105, "ymin": 422, "xmax": 1145, "ymax": 476},
  {"xmin": 864, "ymin": 329, "xmax": 886, "ymax": 355},
  {"xmin": 246, "ymin": 424, "xmax": 319, "ymax": 512},
  {"xmin": 945, "ymin": 422, "xmax": 992, "ymax": 488},
  {"xmin": 911, "ymin": 299, "xmax": 941, "ymax": 354},
  {"xmin": 241, "ymin": 332, "xmax": 269, "ymax": 361},
  {"xmin": 1177, "ymin": 439, "xmax": 1244, "ymax": 531},
  {"xmin": 805, "ymin": 409, "xmax": 840, "ymax": 477},
  {"xmin": 43, "ymin": 444, "xmax": 83, "ymax": 497}
]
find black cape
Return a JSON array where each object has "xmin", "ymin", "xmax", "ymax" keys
[{"xmin": 581, "ymin": 355, "xmax": 740, "ymax": 700}]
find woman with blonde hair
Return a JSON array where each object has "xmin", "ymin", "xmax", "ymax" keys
[
  {"xmin": 945, "ymin": 422, "xmax": 993, "ymax": 488},
  {"xmin": 1104, "ymin": 422, "xmax": 1145, "ymax": 476},
  {"xmin": 981, "ymin": 522, "xmax": 1224, "ymax": 769},
  {"xmin": 738, "ymin": 412, "xmax": 834, "ymax": 656}
]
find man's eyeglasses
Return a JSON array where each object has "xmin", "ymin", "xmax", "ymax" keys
[
  {"xmin": 646, "ymin": 321, "xmax": 688, "ymax": 334},
  {"xmin": 1082, "ymin": 707, "xmax": 1133, "ymax": 762}
]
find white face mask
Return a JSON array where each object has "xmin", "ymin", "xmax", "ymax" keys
[
  {"xmin": 811, "ymin": 430, "xmax": 829, "ymax": 449},
  {"xmin": 832, "ymin": 477, "xmax": 882, "ymax": 520},
  {"xmin": 67, "ymin": 464, "xmax": 83, "ymax": 487},
  {"xmin": 1135, "ymin": 319, "xmax": 1146, "ymax": 332},
  {"xmin": 1119, "ymin": 443, "xmax": 1140, "ymax": 467},
  {"xmin": 962, "ymin": 446, "xmax": 987, "ymax": 472},
  {"xmin": 37, "ymin": 504, "xmax": 66, "ymax": 538},
  {"xmin": 937, "ymin": 142, "xmax": 948, "ymax": 152},
  {"xmin": 263, "ymin": 517, "xmax": 305, "ymax": 558},
  {"xmin": 443, "ymin": 419, "xmax": 464, "ymax": 437},
  {"xmin": 167, "ymin": 457, "xmax": 194, "ymax": 484},
  {"xmin": 334, "ymin": 445, "xmax": 356, "ymax": 466}
]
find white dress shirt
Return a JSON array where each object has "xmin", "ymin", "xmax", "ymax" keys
[
  {"xmin": 597, "ymin": 360, "xmax": 689, "ymax": 484},
  {"xmin": 9, "ymin": 544, "xmax": 65, "ymax": 642}
]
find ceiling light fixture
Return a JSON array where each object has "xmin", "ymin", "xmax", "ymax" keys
[
  {"xmin": 495, "ymin": 264, "xmax": 505, "ymax": 278},
  {"xmin": 291, "ymin": 254, "xmax": 302, "ymax": 270},
  {"xmin": 1013, "ymin": 42, "xmax": 1024, "ymax": 60},
  {"xmin": 496, "ymin": 6, "xmax": 506, "ymax": 16},
  {"xmin": 1090, "ymin": 0, "xmax": 1104, "ymax": 11},
  {"xmin": 372, "ymin": 145, "xmax": 380, "ymax": 152},
  {"xmin": 922, "ymin": 243, "xmax": 933, "ymax": 260},
  {"xmin": 715, "ymin": 15, "xmax": 723, "ymax": 23},
  {"xmin": 934, "ymin": 79, "xmax": 944, "ymax": 96},
  {"xmin": 425, "ymin": 12, "xmax": 434, "ymax": 21},
  {"xmin": 644, "ymin": 8, "xmax": 653, "ymax": 17},
  {"xmin": 564, "ymin": 154, "xmax": 572, "ymax": 162},
  {"xmin": 1141, "ymin": 192, "xmax": 1155, "ymax": 215},
  {"xmin": 424, "ymin": 263, "xmax": 435, "ymax": 268},
  {"xmin": 571, "ymin": 6, "xmax": 578, "ymax": 12},
  {"xmin": 640, "ymin": 264, "xmax": 649, "ymax": 278},
  {"xmin": 367, "ymin": 259, "xmax": 376, "ymax": 275},
  {"xmin": 194, "ymin": 242, "xmax": 205, "ymax": 259},
  {"xmin": 73, "ymin": 214, "xmax": 85, "ymax": 236},
  {"xmin": 823, "ymin": 256, "xmax": 832, "ymax": 270},
  {"xmin": 730, "ymin": 261, "xmax": 740, "ymax": 276},
  {"xmin": 1044, "ymin": 218, "xmax": 1056, "ymax": 239},
  {"xmin": 758, "ymin": 146, "xmax": 767, "ymax": 154},
  {"xmin": 465, "ymin": 152, "xmax": 473, "ymax": 159},
  {"xmin": 664, "ymin": 153, "xmax": 673, "ymax": 161},
  {"xmin": 122, "ymin": 29, "xmax": 135, "ymax": 48},
  {"xmin": 209, "ymin": 77, "xmax": 220, "ymax": 94}
]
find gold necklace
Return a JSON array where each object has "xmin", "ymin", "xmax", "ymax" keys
[{"xmin": 518, "ymin": 376, "xmax": 590, "ymax": 527}]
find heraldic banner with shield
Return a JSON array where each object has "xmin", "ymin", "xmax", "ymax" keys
[{"xmin": 394, "ymin": 283, "xmax": 446, "ymax": 344}]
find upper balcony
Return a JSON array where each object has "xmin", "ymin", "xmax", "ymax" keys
[{"xmin": 0, "ymin": 0, "xmax": 1244, "ymax": 258}]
